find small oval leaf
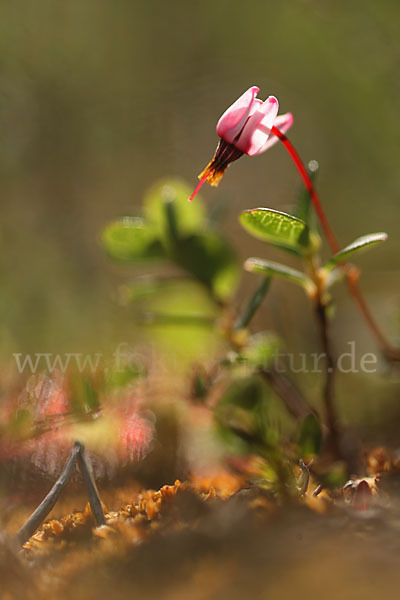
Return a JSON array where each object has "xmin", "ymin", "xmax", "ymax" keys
[
  {"xmin": 244, "ymin": 257, "xmax": 316, "ymax": 295},
  {"xmin": 102, "ymin": 217, "xmax": 165, "ymax": 262},
  {"xmin": 144, "ymin": 179, "xmax": 206, "ymax": 240},
  {"xmin": 324, "ymin": 232, "xmax": 388, "ymax": 271},
  {"xmin": 174, "ymin": 233, "xmax": 239, "ymax": 300},
  {"xmin": 240, "ymin": 208, "xmax": 310, "ymax": 254}
]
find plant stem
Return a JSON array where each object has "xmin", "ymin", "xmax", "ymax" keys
[
  {"xmin": 271, "ymin": 125, "xmax": 400, "ymax": 361},
  {"xmin": 259, "ymin": 367, "xmax": 311, "ymax": 421},
  {"xmin": 307, "ymin": 254, "xmax": 341, "ymax": 459},
  {"xmin": 314, "ymin": 296, "xmax": 341, "ymax": 460}
]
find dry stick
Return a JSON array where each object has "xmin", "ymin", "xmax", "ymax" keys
[
  {"xmin": 312, "ymin": 484, "xmax": 323, "ymax": 497},
  {"xmin": 77, "ymin": 442, "xmax": 106, "ymax": 527},
  {"xmin": 16, "ymin": 442, "xmax": 106, "ymax": 548},
  {"xmin": 16, "ymin": 442, "xmax": 81, "ymax": 547},
  {"xmin": 298, "ymin": 459, "xmax": 311, "ymax": 496},
  {"xmin": 270, "ymin": 126, "xmax": 400, "ymax": 362}
]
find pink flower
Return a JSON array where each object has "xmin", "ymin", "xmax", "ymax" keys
[
  {"xmin": 189, "ymin": 86, "xmax": 293, "ymax": 201},
  {"xmin": 118, "ymin": 413, "xmax": 154, "ymax": 464}
]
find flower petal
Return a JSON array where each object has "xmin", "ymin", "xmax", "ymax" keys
[
  {"xmin": 216, "ymin": 86, "xmax": 259, "ymax": 143},
  {"xmin": 252, "ymin": 112, "xmax": 294, "ymax": 155},
  {"xmin": 235, "ymin": 96, "xmax": 279, "ymax": 156}
]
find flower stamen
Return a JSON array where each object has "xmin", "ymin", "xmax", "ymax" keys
[{"xmin": 189, "ymin": 140, "xmax": 244, "ymax": 201}]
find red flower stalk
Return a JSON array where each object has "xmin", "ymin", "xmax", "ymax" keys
[{"xmin": 190, "ymin": 86, "xmax": 399, "ymax": 359}]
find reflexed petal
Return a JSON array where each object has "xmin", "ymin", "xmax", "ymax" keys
[
  {"xmin": 216, "ymin": 86, "xmax": 259, "ymax": 143},
  {"xmin": 252, "ymin": 112, "xmax": 294, "ymax": 155},
  {"xmin": 273, "ymin": 112, "xmax": 294, "ymax": 134},
  {"xmin": 235, "ymin": 96, "xmax": 279, "ymax": 156}
]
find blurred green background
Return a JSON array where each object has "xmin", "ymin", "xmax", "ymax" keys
[{"xmin": 0, "ymin": 0, "xmax": 399, "ymax": 416}]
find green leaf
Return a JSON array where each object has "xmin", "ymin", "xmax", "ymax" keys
[
  {"xmin": 215, "ymin": 376, "xmax": 271, "ymax": 452},
  {"xmin": 324, "ymin": 232, "xmax": 388, "ymax": 271},
  {"xmin": 241, "ymin": 333, "xmax": 281, "ymax": 370},
  {"xmin": 69, "ymin": 374, "xmax": 100, "ymax": 416},
  {"xmin": 234, "ymin": 277, "xmax": 271, "ymax": 330},
  {"xmin": 106, "ymin": 364, "xmax": 144, "ymax": 389},
  {"xmin": 244, "ymin": 257, "xmax": 316, "ymax": 295},
  {"xmin": 190, "ymin": 366, "xmax": 212, "ymax": 401},
  {"xmin": 173, "ymin": 233, "xmax": 239, "ymax": 301},
  {"xmin": 298, "ymin": 413, "xmax": 322, "ymax": 457},
  {"xmin": 218, "ymin": 376, "xmax": 266, "ymax": 411},
  {"xmin": 143, "ymin": 178, "xmax": 206, "ymax": 241},
  {"xmin": 240, "ymin": 208, "xmax": 310, "ymax": 254},
  {"xmin": 10, "ymin": 408, "xmax": 33, "ymax": 438},
  {"xmin": 163, "ymin": 196, "xmax": 180, "ymax": 244},
  {"xmin": 143, "ymin": 280, "xmax": 219, "ymax": 367},
  {"xmin": 102, "ymin": 217, "xmax": 165, "ymax": 262}
]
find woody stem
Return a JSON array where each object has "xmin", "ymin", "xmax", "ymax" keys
[{"xmin": 271, "ymin": 125, "xmax": 397, "ymax": 359}]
